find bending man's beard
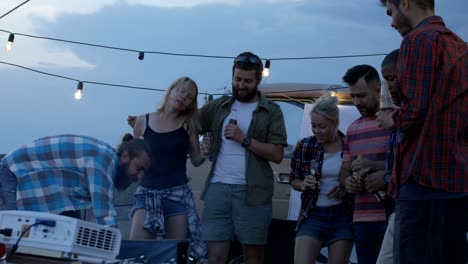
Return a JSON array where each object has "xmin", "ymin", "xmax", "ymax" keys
[{"xmin": 114, "ymin": 162, "xmax": 132, "ymax": 191}]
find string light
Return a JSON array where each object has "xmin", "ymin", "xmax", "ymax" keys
[
  {"xmin": 0, "ymin": 29, "xmax": 395, "ymax": 63},
  {"xmin": 5, "ymin": 30, "xmax": 464, "ymax": 98},
  {"xmin": 6, "ymin": 33, "xmax": 14, "ymax": 52},
  {"xmin": 1, "ymin": 58, "xmax": 353, "ymax": 103},
  {"xmin": 74, "ymin": 82, "xmax": 83, "ymax": 100},
  {"xmin": 0, "ymin": 59, "xmax": 180, "ymax": 98},
  {"xmin": 263, "ymin": 59, "xmax": 271, "ymax": 77},
  {"xmin": 0, "ymin": 0, "xmax": 31, "ymax": 20}
]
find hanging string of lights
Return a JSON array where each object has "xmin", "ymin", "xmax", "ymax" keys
[
  {"xmin": 4, "ymin": 28, "xmax": 464, "ymax": 100},
  {"xmin": 0, "ymin": 60, "xmax": 168, "ymax": 101},
  {"xmin": 0, "ymin": 29, "xmax": 399, "ymax": 79},
  {"xmin": 0, "ymin": 58, "xmax": 344, "ymax": 101},
  {"xmin": 0, "ymin": 0, "xmax": 31, "ymax": 20},
  {"xmin": 0, "ymin": 29, "xmax": 394, "ymax": 61},
  {"xmin": 0, "ymin": 28, "xmax": 393, "ymax": 99}
]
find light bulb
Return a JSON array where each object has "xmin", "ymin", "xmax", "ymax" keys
[
  {"xmin": 330, "ymin": 91, "xmax": 337, "ymax": 97},
  {"xmin": 6, "ymin": 33, "xmax": 14, "ymax": 52},
  {"xmin": 74, "ymin": 89, "xmax": 82, "ymax": 100},
  {"xmin": 74, "ymin": 82, "xmax": 83, "ymax": 100},
  {"xmin": 263, "ymin": 59, "xmax": 271, "ymax": 77}
]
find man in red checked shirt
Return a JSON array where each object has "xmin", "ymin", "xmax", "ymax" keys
[{"xmin": 379, "ymin": 0, "xmax": 467, "ymax": 263}]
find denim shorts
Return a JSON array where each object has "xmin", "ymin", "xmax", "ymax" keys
[
  {"xmin": 201, "ymin": 183, "xmax": 272, "ymax": 245},
  {"xmin": 133, "ymin": 190, "xmax": 187, "ymax": 218},
  {"xmin": 296, "ymin": 203, "xmax": 354, "ymax": 246}
]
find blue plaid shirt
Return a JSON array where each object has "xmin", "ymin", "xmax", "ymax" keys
[{"xmin": 1, "ymin": 134, "xmax": 119, "ymax": 226}]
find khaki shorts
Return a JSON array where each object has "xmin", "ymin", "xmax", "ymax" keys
[{"xmin": 201, "ymin": 183, "xmax": 272, "ymax": 245}]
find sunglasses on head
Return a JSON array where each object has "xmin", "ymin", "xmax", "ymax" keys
[{"xmin": 234, "ymin": 55, "xmax": 262, "ymax": 65}]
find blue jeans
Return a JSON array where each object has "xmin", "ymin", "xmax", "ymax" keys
[
  {"xmin": 296, "ymin": 203, "xmax": 354, "ymax": 246},
  {"xmin": 0, "ymin": 166, "xmax": 17, "ymax": 210},
  {"xmin": 132, "ymin": 190, "xmax": 187, "ymax": 218},
  {"xmin": 353, "ymin": 221, "xmax": 387, "ymax": 264},
  {"xmin": 395, "ymin": 196, "xmax": 468, "ymax": 264}
]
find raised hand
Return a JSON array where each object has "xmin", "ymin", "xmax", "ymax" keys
[
  {"xmin": 200, "ymin": 134, "xmax": 211, "ymax": 158},
  {"xmin": 127, "ymin": 115, "xmax": 137, "ymax": 128}
]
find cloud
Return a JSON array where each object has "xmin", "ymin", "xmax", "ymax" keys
[
  {"xmin": 0, "ymin": 1, "xmax": 119, "ymax": 70},
  {"xmin": 0, "ymin": 0, "xmax": 309, "ymax": 71},
  {"xmin": 0, "ymin": 0, "xmax": 465, "ymax": 73},
  {"xmin": 4, "ymin": 1, "xmax": 118, "ymax": 22}
]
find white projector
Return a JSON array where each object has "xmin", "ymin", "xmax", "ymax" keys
[{"xmin": 0, "ymin": 210, "xmax": 121, "ymax": 261}]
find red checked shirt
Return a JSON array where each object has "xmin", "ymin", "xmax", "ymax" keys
[{"xmin": 390, "ymin": 16, "xmax": 468, "ymax": 195}]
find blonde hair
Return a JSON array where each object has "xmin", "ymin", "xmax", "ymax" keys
[
  {"xmin": 310, "ymin": 94, "xmax": 340, "ymax": 123},
  {"xmin": 158, "ymin": 76, "xmax": 200, "ymax": 133}
]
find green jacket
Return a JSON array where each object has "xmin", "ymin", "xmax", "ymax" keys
[{"xmin": 199, "ymin": 92, "xmax": 287, "ymax": 205}]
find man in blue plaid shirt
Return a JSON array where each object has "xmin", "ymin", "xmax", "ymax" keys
[{"xmin": 0, "ymin": 134, "xmax": 151, "ymax": 227}]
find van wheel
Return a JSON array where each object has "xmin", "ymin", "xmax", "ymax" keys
[{"xmin": 227, "ymin": 255, "xmax": 244, "ymax": 264}]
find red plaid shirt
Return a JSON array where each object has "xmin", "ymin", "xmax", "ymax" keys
[{"xmin": 390, "ymin": 16, "xmax": 468, "ymax": 195}]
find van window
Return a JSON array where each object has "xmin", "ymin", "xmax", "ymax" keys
[{"xmin": 275, "ymin": 101, "xmax": 304, "ymax": 158}]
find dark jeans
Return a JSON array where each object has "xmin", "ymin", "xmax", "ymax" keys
[
  {"xmin": 354, "ymin": 221, "xmax": 387, "ymax": 264},
  {"xmin": 394, "ymin": 196, "xmax": 468, "ymax": 264}
]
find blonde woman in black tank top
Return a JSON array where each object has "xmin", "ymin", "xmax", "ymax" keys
[{"xmin": 129, "ymin": 77, "xmax": 209, "ymax": 261}]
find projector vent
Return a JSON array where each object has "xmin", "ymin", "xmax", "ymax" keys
[{"xmin": 75, "ymin": 226, "xmax": 118, "ymax": 252}]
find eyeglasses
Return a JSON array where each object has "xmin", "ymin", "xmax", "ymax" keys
[{"xmin": 234, "ymin": 55, "xmax": 262, "ymax": 66}]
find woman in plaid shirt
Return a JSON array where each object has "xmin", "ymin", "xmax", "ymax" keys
[{"xmin": 289, "ymin": 95, "xmax": 353, "ymax": 264}]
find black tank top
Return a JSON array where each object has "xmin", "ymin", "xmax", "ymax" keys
[{"xmin": 140, "ymin": 114, "xmax": 189, "ymax": 190}]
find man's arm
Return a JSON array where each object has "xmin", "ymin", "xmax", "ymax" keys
[
  {"xmin": 339, "ymin": 161, "xmax": 351, "ymax": 186},
  {"xmin": 224, "ymin": 122, "xmax": 284, "ymax": 163},
  {"xmin": 348, "ymin": 155, "xmax": 386, "ymax": 193},
  {"xmin": 259, "ymin": 106, "xmax": 287, "ymax": 163},
  {"xmin": 365, "ymin": 169, "xmax": 387, "ymax": 193},
  {"xmin": 377, "ymin": 107, "xmax": 398, "ymax": 130},
  {"xmin": 393, "ymin": 35, "xmax": 436, "ymax": 132},
  {"xmin": 245, "ymin": 141, "xmax": 284, "ymax": 164},
  {"xmin": 133, "ymin": 115, "xmax": 146, "ymax": 138},
  {"xmin": 224, "ymin": 106, "xmax": 286, "ymax": 163},
  {"xmin": 339, "ymin": 160, "xmax": 360, "ymax": 194},
  {"xmin": 87, "ymin": 162, "xmax": 117, "ymax": 227},
  {"xmin": 198, "ymin": 97, "xmax": 221, "ymax": 135},
  {"xmin": 351, "ymin": 156, "xmax": 386, "ymax": 173},
  {"xmin": 188, "ymin": 129, "xmax": 207, "ymax": 167},
  {"xmin": 289, "ymin": 140, "xmax": 303, "ymax": 191}
]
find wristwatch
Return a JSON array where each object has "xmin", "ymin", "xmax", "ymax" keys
[{"xmin": 241, "ymin": 136, "xmax": 251, "ymax": 147}]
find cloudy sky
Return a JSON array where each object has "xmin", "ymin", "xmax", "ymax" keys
[{"xmin": 0, "ymin": 0, "xmax": 466, "ymax": 153}]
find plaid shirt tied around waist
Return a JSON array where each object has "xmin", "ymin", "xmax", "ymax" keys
[{"xmin": 132, "ymin": 184, "xmax": 207, "ymax": 261}]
